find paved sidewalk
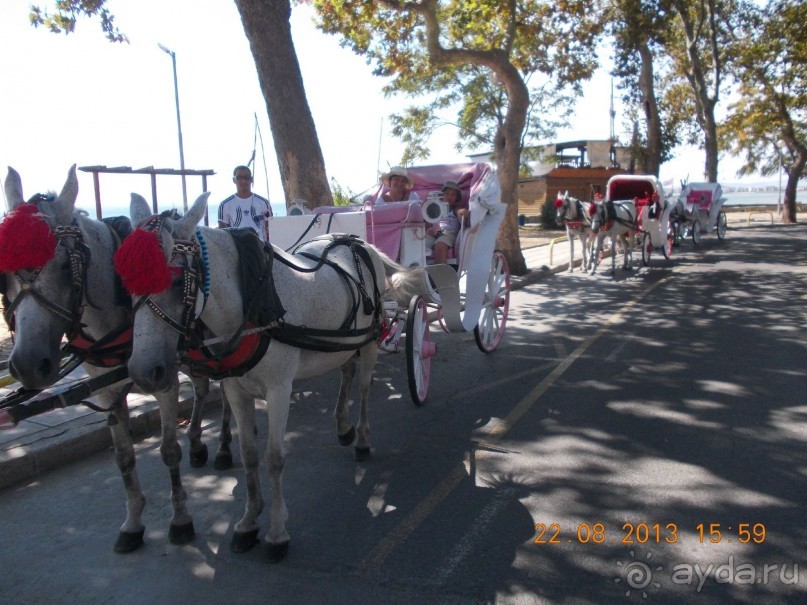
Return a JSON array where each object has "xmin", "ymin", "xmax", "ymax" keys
[{"xmin": 1, "ymin": 215, "xmax": 757, "ymax": 489}]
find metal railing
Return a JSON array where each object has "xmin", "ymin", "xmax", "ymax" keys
[
  {"xmin": 548, "ymin": 236, "xmax": 568, "ymax": 265},
  {"xmin": 746, "ymin": 212, "xmax": 774, "ymax": 226}
]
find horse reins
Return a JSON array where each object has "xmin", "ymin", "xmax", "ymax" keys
[
  {"xmin": 136, "ymin": 217, "xmax": 384, "ymax": 370},
  {"xmin": 130, "ymin": 212, "xmax": 206, "ymax": 350}
]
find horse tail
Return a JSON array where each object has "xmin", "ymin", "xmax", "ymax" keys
[{"xmin": 369, "ymin": 245, "xmax": 426, "ymax": 307}]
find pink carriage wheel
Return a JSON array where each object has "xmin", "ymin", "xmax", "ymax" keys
[
  {"xmin": 405, "ymin": 295, "xmax": 435, "ymax": 405},
  {"xmin": 474, "ymin": 250, "xmax": 510, "ymax": 353}
]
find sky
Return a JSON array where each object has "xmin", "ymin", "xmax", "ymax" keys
[{"xmin": 0, "ymin": 0, "xmax": 758, "ymax": 218}]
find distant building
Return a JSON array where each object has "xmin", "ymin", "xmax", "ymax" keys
[{"xmin": 468, "ymin": 139, "xmax": 633, "ymax": 220}]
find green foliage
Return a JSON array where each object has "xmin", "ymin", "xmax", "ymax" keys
[
  {"xmin": 30, "ymin": 1, "xmax": 128, "ymax": 43},
  {"xmin": 314, "ymin": 0, "xmax": 601, "ymax": 164},
  {"xmin": 330, "ymin": 178, "xmax": 357, "ymax": 206},
  {"xmin": 539, "ymin": 195, "xmax": 558, "ymax": 229},
  {"xmin": 721, "ymin": 0, "xmax": 807, "ymax": 177}
]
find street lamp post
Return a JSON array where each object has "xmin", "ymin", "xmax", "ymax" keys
[{"xmin": 158, "ymin": 43, "xmax": 188, "ymax": 211}]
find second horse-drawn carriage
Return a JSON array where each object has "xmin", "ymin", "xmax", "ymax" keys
[
  {"xmin": 265, "ymin": 162, "xmax": 510, "ymax": 404},
  {"xmin": 670, "ymin": 181, "xmax": 728, "ymax": 245}
]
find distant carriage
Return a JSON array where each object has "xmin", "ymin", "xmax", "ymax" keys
[{"xmin": 670, "ymin": 182, "xmax": 728, "ymax": 244}]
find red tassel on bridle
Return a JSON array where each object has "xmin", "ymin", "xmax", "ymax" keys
[
  {"xmin": 0, "ymin": 204, "xmax": 57, "ymax": 272},
  {"xmin": 114, "ymin": 228, "xmax": 172, "ymax": 295}
]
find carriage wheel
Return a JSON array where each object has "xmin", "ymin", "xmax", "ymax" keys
[
  {"xmin": 641, "ymin": 233, "xmax": 653, "ymax": 266},
  {"xmin": 692, "ymin": 220, "xmax": 703, "ymax": 245},
  {"xmin": 716, "ymin": 211, "xmax": 728, "ymax": 240},
  {"xmin": 405, "ymin": 295, "xmax": 434, "ymax": 406},
  {"xmin": 474, "ymin": 250, "xmax": 510, "ymax": 353},
  {"xmin": 662, "ymin": 224, "xmax": 674, "ymax": 259}
]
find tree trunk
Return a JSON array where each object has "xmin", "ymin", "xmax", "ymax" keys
[
  {"xmin": 782, "ymin": 153, "xmax": 805, "ymax": 224},
  {"xmin": 702, "ymin": 110, "xmax": 719, "ymax": 182},
  {"xmin": 492, "ymin": 71, "xmax": 529, "ymax": 276},
  {"xmin": 494, "ymin": 126, "xmax": 528, "ymax": 276},
  {"xmin": 234, "ymin": 0, "xmax": 333, "ymax": 208},
  {"xmin": 637, "ymin": 42, "xmax": 662, "ymax": 176},
  {"xmin": 673, "ymin": 0, "xmax": 720, "ymax": 183}
]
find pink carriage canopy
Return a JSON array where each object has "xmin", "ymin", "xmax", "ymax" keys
[
  {"xmin": 315, "ymin": 163, "xmax": 497, "ymax": 260},
  {"xmin": 369, "ymin": 162, "xmax": 492, "ymax": 207}
]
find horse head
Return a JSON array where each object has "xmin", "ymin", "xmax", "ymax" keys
[
  {"xmin": 121, "ymin": 192, "xmax": 210, "ymax": 393},
  {"xmin": 588, "ymin": 199, "xmax": 604, "ymax": 234},
  {"xmin": 0, "ymin": 165, "xmax": 93, "ymax": 388},
  {"xmin": 554, "ymin": 191, "xmax": 570, "ymax": 226}
]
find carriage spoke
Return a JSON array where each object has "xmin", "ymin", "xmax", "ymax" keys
[{"xmin": 474, "ymin": 251, "xmax": 509, "ymax": 353}]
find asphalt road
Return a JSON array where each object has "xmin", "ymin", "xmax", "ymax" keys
[{"xmin": 0, "ymin": 224, "xmax": 805, "ymax": 605}]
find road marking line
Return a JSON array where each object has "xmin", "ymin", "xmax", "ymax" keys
[{"xmin": 355, "ymin": 275, "xmax": 672, "ymax": 576}]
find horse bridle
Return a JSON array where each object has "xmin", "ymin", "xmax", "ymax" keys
[
  {"xmin": 1, "ymin": 197, "xmax": 91, "ymax": 341},
  {"xmin": 557, "ymin": 196, "xmax": 590, "ymax": 229},
  {"xmin": 131, "ymin": 212, "xmax": 206, "ymax": 351}
]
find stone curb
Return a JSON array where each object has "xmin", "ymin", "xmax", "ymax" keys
[{"xmin": 0, "ymin": 384, "xmax": 220, "ymax": 491}]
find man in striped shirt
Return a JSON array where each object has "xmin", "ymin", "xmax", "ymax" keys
[{"xmin": 217, "ymin": 165, "xmax": 272, "ymax": 240}]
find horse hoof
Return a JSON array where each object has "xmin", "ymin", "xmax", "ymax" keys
[
  {"xmin": 354, "ymin": 445, "xmax": 371, "ymax": 461},
  {"xmin": 114, "ymin": 528, "xmax": 145, "ymax": 554},
  {"xmin": 338, "ymin": 426, "xmax": 356, "ymax": 446},
  {"xmin": 265, "ymin": 540, "xmax": 289, "ymax": 563},
  {"xmin": 213, "ymin": 451, "xmax": 233, "ymax": 470},
  {"xmin": 231, "ymin": 529, "xmax": 260, "ymax": 553},
  {"xmin": 169, "ymin": 521, "xmax": 195, "ymax": 545},
  {"xmin": 190, "ymin": 445, "xmax": 209, "ymax": 468}
]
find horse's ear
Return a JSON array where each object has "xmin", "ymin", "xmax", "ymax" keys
[
  {"xmin": 130, "ymin": 193, "xmax": 152, "ymax": 224},
  {"xmin": 51, "ymin": 164, "xmax": 78, "ymax": 224},
  {"xmin": 4, "ymin": 167, "xmax": 25, "ymax": 210},
  {"xmin": 175, "ymin": 192, "xmax": 210, "ymax": 238}
]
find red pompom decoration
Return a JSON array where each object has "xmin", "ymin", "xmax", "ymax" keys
[
  {"xmin": 114, "ymin": 228, "xmax": 172, "ymax": 295},
  {"xmin": 589, "ymin": 203, "xmax": 597, "ymax": 215},
  {"xmin": 0, "ymin": 204, "xmax": 57, "ymax": 272},
  {"xmin": 554, "ymin": 198, "xmax": 564, "ymax": 208}
]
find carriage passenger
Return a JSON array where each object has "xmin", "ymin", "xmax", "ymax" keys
[
  {"xmin": 374, "ymin": 166, "xmax": 422, "ymax": 204},
  {"xmin": 425, "ymin": 180, "xmax": 469, "ymax": 265}
]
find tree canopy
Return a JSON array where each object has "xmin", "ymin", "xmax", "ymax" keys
[
  {"xmin": 721, "ymin": 0, "xmax": 806, "ymax": 222},
  {"xmin": 314, "ymin": 0, "xmax": 601, "ymax": 273}
]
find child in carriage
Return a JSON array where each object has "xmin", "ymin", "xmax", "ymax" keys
[{"xmin": 425, "ymin": 180, "xmax": 469, "ymax": 264}]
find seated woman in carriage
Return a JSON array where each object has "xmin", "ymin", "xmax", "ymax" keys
[
  {"xmin": 373, "ymin": 166, "xmax": 422, "ymax": 204},
  {"xmin": 424, "ymin": 180, "xmax": 469, "ymax": 264}
]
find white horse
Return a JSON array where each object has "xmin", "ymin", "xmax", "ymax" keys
[
  {"xmin": 0, "ymin": 166, "xmax": 213, "ymax": 553},
  {"xmin": 554, "ymin": 191, "xmax": 593, "ymax": 273},
  {"xmin": 122, "ymin": 192, "xmax": 418, "ymax": 561},
  {"xmin": 588, "ymin": 198, "xmax": 637, "ymax": 275}
]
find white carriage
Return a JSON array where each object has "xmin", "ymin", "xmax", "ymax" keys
[
  {"xmin": 671, "ymin": 182, "xmax": 728, "ymax": 244},
  {"xmin": 265, "ymin": 162, "xmax": 510, "ymax": 404},
  {"xmin": 603, "ymin": 174, "xmax": 675, "ymax": 266}
]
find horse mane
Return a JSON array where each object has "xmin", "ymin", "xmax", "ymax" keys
[{"xmin": 227, "ymin": 228, "xmax": 286, "ymax": 326}]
